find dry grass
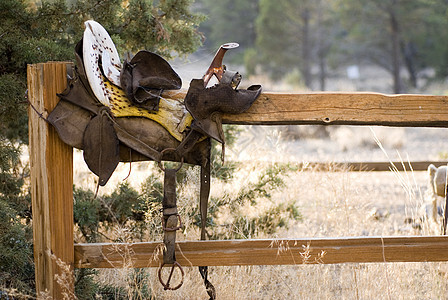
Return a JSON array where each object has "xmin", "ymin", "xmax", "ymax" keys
[
  {"xmin": 60, "ymin": 124, "xmax": 448, "ymax": 299},
  {"xmin": 75, "ymin": 161, "xmax": 448, "ymax": 299}
]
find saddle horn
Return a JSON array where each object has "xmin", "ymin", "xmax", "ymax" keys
[{"xmin": 202, "ymin": 43, "xmax": 239, "ymax": 87}]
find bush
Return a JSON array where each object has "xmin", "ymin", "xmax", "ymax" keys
[{"xmin": 0, "ymin": 140, "xmax": 34, "ymax": 297}]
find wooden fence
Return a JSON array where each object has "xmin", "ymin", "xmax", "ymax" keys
[{"xmin": 28, "ymin": 62, "xmax": 448, "ymax": 299}]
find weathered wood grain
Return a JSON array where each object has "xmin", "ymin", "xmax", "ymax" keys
[
  {"xmin": 164, "ymin": 91, "xmax": 448, "ymax": 127},
  {"xmin": 28, "ymin": 62, "xmax": 74, "ymax": 298},
  {"xmin": 74, "ymin": 236, "xmax": 448, "ymax": 268}
]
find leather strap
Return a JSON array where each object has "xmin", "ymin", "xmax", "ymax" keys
[
  {"xmin": 200, "ymin": 157, "xmax": 211, "ymax": 240},
  {"xmin": 198, "ymin": 155, "xmax": 216, "ymax": 299},
  {"xmin": 112, "ymin": 120, "xmax": 163, "ymax": 162},
  {"xmin": 158, "ymin": 165, "xmax": 185, "ymax": 290},
  {"xmin": 175, "ymin": 129, "xmax": 203, "ymax": 157},
  {"xmin": 199, "ymin": 266, "xmax": 216, "ymax": 300},
  {"xmin": 162, "ymin": 168, "xmax": 179, "ymax": 264}
]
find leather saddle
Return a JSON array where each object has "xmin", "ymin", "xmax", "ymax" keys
[{"xmin": 48, "ymin": 20, "xmax": 261, "ymax": 296}]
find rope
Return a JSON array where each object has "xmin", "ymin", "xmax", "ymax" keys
[{"xmin": 25, "ymin": 89, "xmax": 51, "ymax": 124}]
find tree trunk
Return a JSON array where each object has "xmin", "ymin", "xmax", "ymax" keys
[
  {"xmin": 316, "ymin": 0, "xmax": 327, "ymax": 91},
  {"xmin": 390, "ymin": 10, "xmax": 402, "ymax": 94},
  {"xmin": 302, "ymin": 8, "xmax": 312, "ymax": 90},
  {"xmin": 319, "ymin": 54, "xmax": 326, "ymax": 91},
  {"xmin": 402, "ymin": 41, "xmax": 418, "ymax": 88}
]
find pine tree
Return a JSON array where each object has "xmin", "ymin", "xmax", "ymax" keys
[
  {"xmin": 196, "ymin": 0, "xmax": 259, "ymax": 63},
  {"xmin": 254, "ymin": 0, "xmax": 340, "ymax": 89},
  {"xmin": 0, "ymin": 0, "xmax": 204, "ymax": 296},
  {"xmin": 335, "ymin": 0, "xmax": 448, "ymax": 93},
  {"xmin": 255, "ymin": 0, "xmax": 300, "ymax": 81}
]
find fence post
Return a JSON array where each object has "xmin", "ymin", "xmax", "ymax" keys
[{"xmin": 27, "ymin": 62, "xmax": 74, "ymax": 298}]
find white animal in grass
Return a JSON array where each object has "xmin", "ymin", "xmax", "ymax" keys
[{"xmin": 427, "ymin": 164, "xmax": 446, "ymax": 221}]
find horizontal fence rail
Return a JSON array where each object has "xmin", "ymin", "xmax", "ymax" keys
[
  {"xmin": 165, "ymin": 91, "xmax": 448, "ymax": 127},
  {"xmin": 74, "ymin": 236, "xmax": 448, "ymax": 268},
  {"xmin": 298, "ymin": 161, "xmax": 448, "ymax": 172}
]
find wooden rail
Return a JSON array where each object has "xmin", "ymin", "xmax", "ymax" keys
[
  {"xmin": 225, "ymin": 92, "xmax": 448, "ymax": 126},
  {"xmin": 28, "ymin": 62, "xmax": 448, "ymax": 298},
  {"xmin": 74, "ymin": 236, "xmax": 448, "ymax": 268},
  {"xmin": 165, "ymin": 90, "xmax": 448, "ymax": 127}
]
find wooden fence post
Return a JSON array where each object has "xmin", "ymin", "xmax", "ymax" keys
[{"xmin": 28, "ymin": 62, "xmax": 74, "ymax": 299}]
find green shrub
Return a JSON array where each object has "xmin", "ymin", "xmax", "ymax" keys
[
  {"xmin": 193, "ymin": 163, "xmax": 302, "ymax": 240},
  {"xmin": 0, "ymin": 141, "xmax": 34, "ymax": 296}
]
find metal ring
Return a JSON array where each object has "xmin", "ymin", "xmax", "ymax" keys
[
  {"xmin": 157, "ymin": 148, "xmax": 184, "ymax": 172},
  {"xmin": 158, "ymin": 261, "xmax": 184, "ymax": 290}
]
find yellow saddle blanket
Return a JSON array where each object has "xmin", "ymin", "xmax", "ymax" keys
[{"xmin": 103, "ymin": 77, "xmax": 192, "ymax": 142}]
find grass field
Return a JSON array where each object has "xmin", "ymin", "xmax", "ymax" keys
[{"xmin": 66, "ymin": 123, "xmax": 448, "ymax": 299}]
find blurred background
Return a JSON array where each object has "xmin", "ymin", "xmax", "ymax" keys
[{"xmin": 183, "ymin": 0, "xmax": 448, "ymax": 95}]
